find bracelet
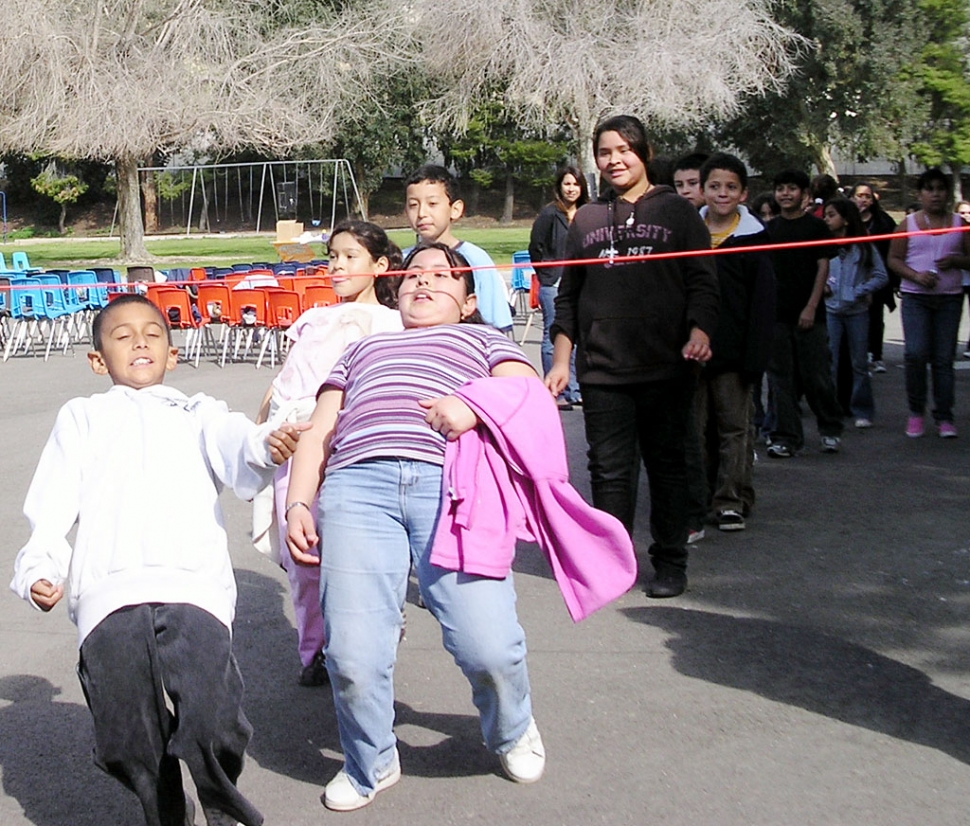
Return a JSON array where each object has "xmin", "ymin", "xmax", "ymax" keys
[{"xmin": 284, "ymin": 501, "xmax": 311, "ymax": 516}]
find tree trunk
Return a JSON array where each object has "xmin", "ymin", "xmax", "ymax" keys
[
  {"xmin": 116, "ymin": 153, "xmax": 150, "ymax": 262},
  {"xmin": 58, "ymin": 203, "xmax": 67, "ymax": 235},
  {"xmin": 466, "ymin": 179, "xmax": 480, "ymax": 216},
  {"xmin": 198, "ymin": 180, "xmax": 210, "ymax": 232},
  {"xmin": 950, "ymin": 164, "xmax": 963, "ymax": 201},
  {"xmin": 807, "ymin": 139, "xmax": 838, "ymax": 180},
  {"xmin": 142, "ymin": 169, "xmax": 158, "ymax": 234},
  {"xmin": 501, "ymin": 169, "xmax": 514, "ymax": 224},
  {"xmin": 571, "ymin": 111, "xmax": 598, "ymax": 197},
  {"xmin": 896, "ymin": 158, "xmax": 908, "ymax": 211},
  {"xmin": 354, "ymin": 159, "xmax": 369, "ymax": 220}
]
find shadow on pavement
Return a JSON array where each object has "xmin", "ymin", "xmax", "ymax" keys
[
  {"xmin": 623, "ymin": 606, "xmax": 970, "ymax": 766},
  {"xmin": 232, "ymin": 568, "xmax": 500, "ymax": 789},
  {"xmin": 0, "ymin": 675, "xmax": 138, "ymax": 826}
]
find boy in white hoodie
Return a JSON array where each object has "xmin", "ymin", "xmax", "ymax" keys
[{"xmin": 10, "ymin": 295, "xmax": 306, "ymax": 826}]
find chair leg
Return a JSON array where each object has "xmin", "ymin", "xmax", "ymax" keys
[
  {"xmin": 220, "ymin": 327, "xmax": 233, "ymax": 368},
  {"xmin": 256, "ymin": 329, "xmax": 274, "ymax": 369},
  {"xmin": 519, "ymin": 309, "xmax": 538, "ymax": 345}
]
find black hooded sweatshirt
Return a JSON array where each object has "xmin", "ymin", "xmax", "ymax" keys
[{"xmin": 551, "ymin": 185, "xmax": 720, "ymax": 385}]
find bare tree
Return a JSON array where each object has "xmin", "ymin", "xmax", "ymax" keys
[
  {"xmin": 412, "ymin": 0, "xmax": 804, "ymax": 174},
  {"xmin": 0, "ymin": 0, "xmax": 414, "ymax": 260}
]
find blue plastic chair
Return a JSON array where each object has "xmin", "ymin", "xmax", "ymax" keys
[
  {"xmin": 69, "ymin": 270, "xmax": 107, "ymax": 311},
  {"xmin": 0, "ymin": 276, "xmax": 10, "ymax": 347},
  {"xmin": 29, "ymin": 274, "xmax": 79, "ymax": 359},
  {"xmin": 510, "ymin": 250, "xmax": 534, "ymax": 291},
  {"xmin": 92, "ymin": 268, "xmax": 125, "ymax": 298},
  {"xmin": 509, "ymin": 250, "xmax": 536, "ymax": 317},
  {"xmin": 11, "ymin": 251, "xmax": 41, "ymax": 272},
  {"xmin": 3, "ymin": 277, "xmax": 47, "ymax": 360},
  {"xmin": 93, "ymin": 267, "xmax": 120, "ymax": 285}
]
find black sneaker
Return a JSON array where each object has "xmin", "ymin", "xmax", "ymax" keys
[
  {"xmin": 298, "ymin": 651, "xmax": 329, "ymax": 687},
  {"xmin": 766, "ymin": 442, "xmax": 794, "ymax": 459},
  {"xmin": 645, "ymin": 565, "xmax": 687, "ymax": 598},
  {"xmin": 717, "ymin": 509, "xmax": 746, "ymax": 531}
]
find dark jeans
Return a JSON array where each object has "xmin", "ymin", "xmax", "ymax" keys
[
  {"xmin": 767, "ymin": 321, "xmax": 844, "ymax": 449},
  {"xmin": 900, "ymin": 292, "xmax": 962, "ymax": 422},
  {"xmin": 77, "ymin": 604, "xmax": 262, "ymax": 826},
  {"xmin": 684, "ymin": 378, "xmax": 712, "ymax": 531},
  {"xmin": 581, "ymin": 377, "xmax": 692, "ymax": 572},
  {"xmin": 695, "ymin": 371, "xmax": 754, "ymax": 515},
  {"xmin": 868, "ymin": 296, "xmax": 886, "ymax": 361},
  {"xmin": 539, "ymin": 283, "xmax": 580, "ymax": 402}
]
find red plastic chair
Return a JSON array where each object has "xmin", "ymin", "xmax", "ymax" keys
[
  {"xmin": 223, "ymin": 287, "xmax": 268, "ymax": 365},
  {"xmin": 195, "ymin": 282, "xmax": 232, "ymax": 366},
  {"xmin": 257, "ymin": 289, "xmax": 303, "ymax": 369},
  {"xmin": 150, "ymin": 287, "xmax": 200, "ymax": 363},
  {"xmin": 518, "ymin": 275, "xmax": 542, "ymax": 345},
  {"xmin": 303, "ymin": 283, "xmax": 338, "ymax": 308},
  {"xmin": 291, "ymin": 274, "xmax": 330, "ymax": 308}
]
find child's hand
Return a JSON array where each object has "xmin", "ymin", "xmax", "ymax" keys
[
  {"xmin": 797, "ymin": 306, "xmax": 816, "ymax": 330},
  {"xmin": 285, "ymin": 503, "xmax": 321, "ymax": 566},
  {"xmin": 30, "ymin": 579, "xmax": 64, "ymax": 612},
  {"xmin": 267, "ymin": 421, "xmax": 313, "ymax": 465},
  {"xmin": 420, "ymin": 396, "xmax": 479, "ymax": 441},
  {"xmin": 682, "ymin": 327, "xmax": 712, "ymax": 362},
  {"xmin": 544, "ymin": 364, "xmax": 570, "ymax": 397}
]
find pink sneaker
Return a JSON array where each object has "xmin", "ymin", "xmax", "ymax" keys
[
  {"xmin": 939, "ymin": 421, "xmax": 958, "ymax": 439},
  {"xmin": 905, "ymin": 415, "xmax": 925, "ymax": 438}
]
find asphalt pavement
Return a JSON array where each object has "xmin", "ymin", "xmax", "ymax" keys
[{"xmin": 1, "ymin": 310, "xmax": 970, "ymax": 825}]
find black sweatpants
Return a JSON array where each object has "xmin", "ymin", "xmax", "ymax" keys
[{"xmin": 77, "ymin": 603, "xmax": 263, "ymax": 826}]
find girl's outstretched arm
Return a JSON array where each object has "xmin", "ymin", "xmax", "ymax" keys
[{"xmin": 285, "ymin": 388, "xmax": 343, "ymax": 565}]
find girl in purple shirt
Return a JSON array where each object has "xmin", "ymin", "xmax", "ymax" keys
[{"xmin": 284, "ymin": 243, "xmax": 544, "ymax": 812}]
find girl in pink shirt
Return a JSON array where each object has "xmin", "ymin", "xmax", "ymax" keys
[{"xmin": 253, "ymin": 220, "xmax": 403, "ymax": 686}]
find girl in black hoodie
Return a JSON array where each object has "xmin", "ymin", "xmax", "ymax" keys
[{"xmin": 546, "ymin": 115, "xmax": 719, "ymax": 599}]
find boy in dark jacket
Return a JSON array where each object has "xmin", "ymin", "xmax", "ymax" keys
[
  {"xmin": 693, "ymin": 153, "xmax": 775, "ymax": 531},
  {"xmin": 765, "ymin": 170, "xmax": 843, "ymax": 457}
]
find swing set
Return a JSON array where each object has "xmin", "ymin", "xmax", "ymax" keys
[{"xmin": 133, "ymin": 159, "xmax": 364, "ymax": 236}]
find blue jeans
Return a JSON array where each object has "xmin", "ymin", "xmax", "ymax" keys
[
  {"xmin": 901, "ymin": 293, "xmax": 962, "ymax": 422},
  {"xmin": 580, "ymin": 377, "xmax": 692, "ymax": 572},
  {"xmin": 827, "ymin": 311, "xmax": 875, "ymax": 420},
  {"xmin": 318, "ymin": 460, "xmax": 532, "ymax": 796},
  {"xmin": 539, "ymin": 283, "xmax": 580, "ymax": 402}
]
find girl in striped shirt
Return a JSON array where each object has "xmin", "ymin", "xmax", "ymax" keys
[{"xmin": 284, "ymin": 243, "xmax": 545, "ymax": 812}]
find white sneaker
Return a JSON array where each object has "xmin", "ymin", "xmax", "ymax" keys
[
  {"xmin": 854, "ymin": 418, "xmax": 873, "ymax": 429},
  {"xmin": 820, "ymin": 436, "xmax": 841, "ymax": 453},
  {"xmin": 324, "ymin": 750, "xmax": 401, "ymax": 811},
  {"xmin": 499, "ymin": 718, "xmax": 546, "ymax": 784}
]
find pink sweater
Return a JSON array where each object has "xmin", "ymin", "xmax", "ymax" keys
[{"xmin": 430, "ymin": 376, "xmax": 637, "ymax": 622}]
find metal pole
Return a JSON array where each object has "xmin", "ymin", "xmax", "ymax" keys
[
  {"xmin": 0, "ymin": 191, "xmax": 6, "ymax": 245},
  {"xmin": 186, "ymin": 167, "xmax": 198, "ymax": 236}
]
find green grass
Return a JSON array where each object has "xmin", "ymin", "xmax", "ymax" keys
[{"xmin": 1, "ymin": 227, "xmax": 533, "ymax": 271}]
